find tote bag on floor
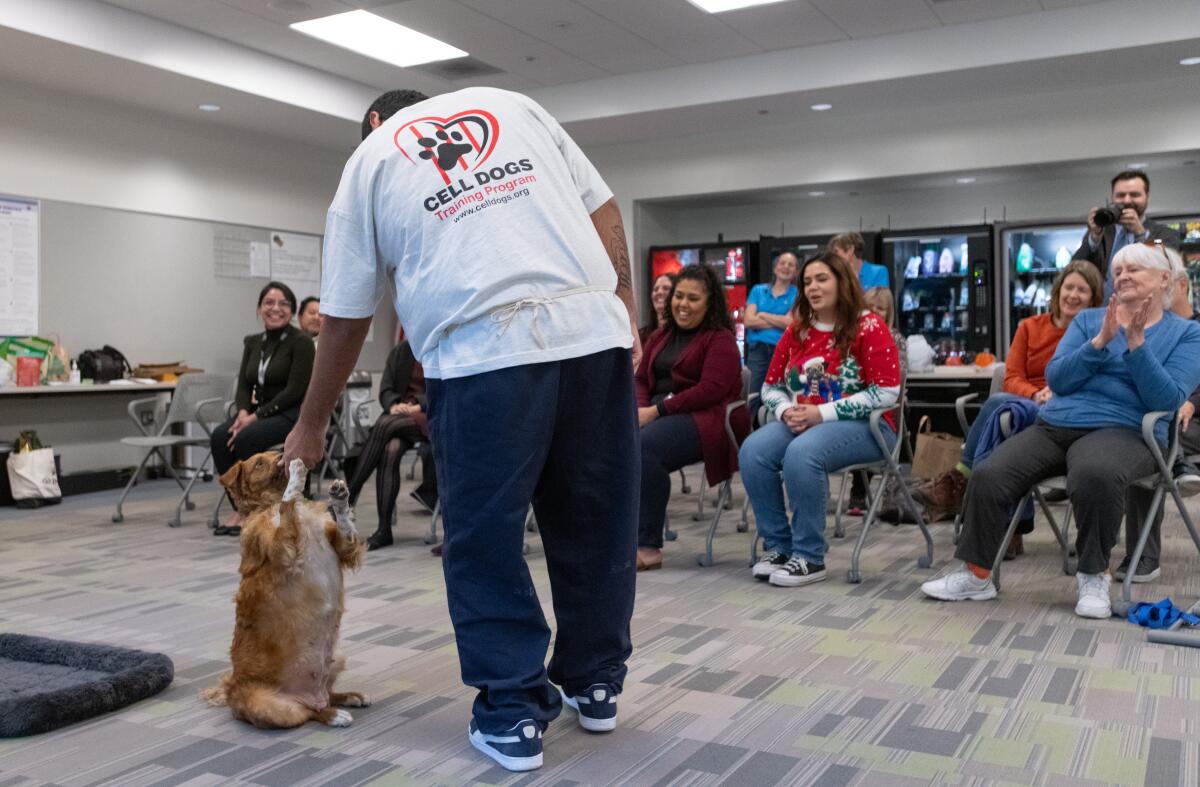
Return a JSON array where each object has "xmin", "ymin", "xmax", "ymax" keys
[
  {"xmin": 7, "ymin": 447, "xmax": 62, "ymax": 508},
  {"xmin": 910, "ymin": 416, "xmax": 962, "ymax": 480}
]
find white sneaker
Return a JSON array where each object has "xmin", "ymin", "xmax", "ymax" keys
[
  {"xmin": 1075, "ymin": 572, "xmax": 1112, "ymax": 619},
  {"xmin": 752, "ymin": 550, "xmax": 790, "ymax": 579},
  {"xmin": 920, "ymin": 566, "xmax": 997, "ymax": 601}
]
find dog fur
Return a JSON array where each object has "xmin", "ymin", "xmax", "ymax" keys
[{"xmin": 202, "ymin": 452, "xmax": 367, "ymax": 728}]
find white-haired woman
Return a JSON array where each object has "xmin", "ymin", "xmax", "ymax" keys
[{"xmin": 922, "ymin": 241, "xmax": 1200, "ymax": 619}]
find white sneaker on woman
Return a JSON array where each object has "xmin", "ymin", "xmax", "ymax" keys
[
  {"xmin": 1074, "ymin": 572, "xmax": 1112, "ymax": 619},
  {"xmin": 920, "ymin": 566, "xmax": 997, "ymax": 601}
]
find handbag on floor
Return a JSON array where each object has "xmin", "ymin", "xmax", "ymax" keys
[
  {"xmin": 910, "ymin": 416, "xmax": 962, "ymax": 480},
  {"xmin": 6, "ymin": 445, "xmax": 62, "ymax": 508}
]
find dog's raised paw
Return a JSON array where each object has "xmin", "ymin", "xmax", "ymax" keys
[
  {"xmin": 283, "ymin": 458, "xmax": 308, "ymax": 502},
  {"xmin": 328, "ymin": 480, "xmax": 349, "ymax": 502},
  {"xmin": 327, "ymin": 709, "xmax": 353, "ymax": 727}
]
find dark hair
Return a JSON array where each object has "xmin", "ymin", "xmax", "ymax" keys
[
  {"xmin": 828, "ymin": 231, "xmax": 866, "ymax": 259},
  {"xmin": 299, "ymin": 296, "xmax": 320, "ymax": 314},
  {"xmin": 1111, "ymin": 169, "xmax": 1150, "ymax": 193},
  {"xmin": 362, "ymin": 90, "xmax": 430, "ymax": 140},
  {"xmin": 661, "ymin": 265, "xmax": 732, "ymax": 334},
  {"xmin": 644, "ymin": 273, "xmax": 676, "ymax": 334},
  {"xmin": 258, "ymin": 281, "xmax": 297, "ymax": 313},
  {"xmin": 790, "ymin": 251, "xmax": 866, "ymax": 359}
]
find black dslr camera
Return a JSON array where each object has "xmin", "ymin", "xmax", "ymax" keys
[{"xmin": 1093, "ymin": 202, "xmax": 1132, "ymax": 229}]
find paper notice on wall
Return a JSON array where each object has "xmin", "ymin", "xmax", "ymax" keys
[
  {"xmin": 269, "ymin": 231, "xmax": 322, "ymax": 303},
  {"xmin": 0, "ymin": 196, "xmax": 40, "ymax": 337},
  {"xmin": 249, "ymin": 242, "xmax": 270, "ymax": 277},
  {"xmin": 213, "ymin": 224, "xmax": 262, "ymax": 278}
]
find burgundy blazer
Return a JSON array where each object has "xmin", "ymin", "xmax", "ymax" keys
[{"xmin": 636, "ymin": 326, "xmax": 750, "ymax": 486}]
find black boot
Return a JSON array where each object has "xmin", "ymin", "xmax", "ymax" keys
[{"xmin": 366, "ymin": 528, "xmax": 393, "ymax": 551}]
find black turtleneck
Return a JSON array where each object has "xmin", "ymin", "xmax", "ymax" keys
[
  {"xmin": 651, "ymin": 325, "xmax": 699, "ymax": 401},
  {"xmin": 234, "ymin": 323, "xmax": 315, "ymax": 419}
]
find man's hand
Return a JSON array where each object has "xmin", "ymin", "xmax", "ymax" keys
[
  {"xmin": 1180, "ymin": 400, "xmax": 1195, "ymax": 432},
  {"xmin": 282, "ymin": 422, "xmax": 326, "ymax": 471},
  {"xmin": 628, "ymin": 310, "xmax": 643, "ymax": 368},
  {"xmin": 638, "ymin": 405, "xmax": 657, "ymax": 428},
  {"xmin": 1118, "ymin": 206, "xmax": 1145, "ymax": 237},
  {"xmin": 1086, "ymin": 207, "xmax": 1102, "ymax": 241}
]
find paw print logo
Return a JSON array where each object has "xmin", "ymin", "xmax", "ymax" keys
[{"xmin": 417, "ymin": 129, "xmax": 476, "ymax": 171}]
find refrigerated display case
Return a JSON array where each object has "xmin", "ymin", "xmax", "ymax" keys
[
  {"xmin": 757, "ymin": 232, "xmax": 883, "ymax": 283},
  {"xmin": 996, "ymin": 221, "xmax": 1087, "ymax": 355},
  {"xmin": 1155, "ymin": 214, "xmax": 1200, "ymax": 313},
  {"xmin": 881, "ymin": 225, "xmax": 995, "ymax": 355},
  {"xmin": 646, "ymin": 241, "xmax": 756, "ymax": 360}
]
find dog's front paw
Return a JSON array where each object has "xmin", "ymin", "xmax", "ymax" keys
[
  {"xmin": 338, "ymin": 692, "xmax": 370, "ymax": 708},
  {"xmin": 328, "ymin": 480, "xmax": 349, "ymax": 503},
  {"xmin": 282, "ymin": 458, "xmax": 308, "ymax": 502},
  {"xmin": 327, "ymin": 709, "xmax": 353, "ymax": 727}
]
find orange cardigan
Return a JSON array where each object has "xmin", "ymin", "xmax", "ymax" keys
[{"xmin": 1005, "ymin": 312, "xmax": 1066, "ymax": 398}]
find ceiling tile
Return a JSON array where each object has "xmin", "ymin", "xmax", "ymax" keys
[
  {"xmin": 717, "ymin": 1, "xmax": 848, "ymax": 51},
  {"xmin": 457, "ymin": 0, "xmax": 680, "ymax": 75},
  {"xmin": 926, "ymin": 0, "xmax": 1044, "ymax": 25},
  {"xmin": 807, "ymin": 0, "xmax": 940, "ymax": 38},
  {"xmin": 1038, "ymin": 0, "xmax": 1112, "ymax": 8},
  {"xmin": 575, "ymin": 0, "xmax": 763, "ymax": 65}
]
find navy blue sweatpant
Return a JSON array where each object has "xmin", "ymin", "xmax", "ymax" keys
[{"xmin": 425, "ymin": 348, "xmax": 639, "ymax": 733}]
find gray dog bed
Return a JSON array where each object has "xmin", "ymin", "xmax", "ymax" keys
[{"xmin": 0, "ymin": 633, "xmax": 174, "ymax": 737}]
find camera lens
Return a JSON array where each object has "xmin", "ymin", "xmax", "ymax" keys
[{"xmin": 1094, "ymin": 206, "xmax": 1118, "ymax": 228}]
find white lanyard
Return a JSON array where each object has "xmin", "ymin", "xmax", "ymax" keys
[{"xmin": 257, "ymin": 333, "xmax": 285, "ymax": 388}]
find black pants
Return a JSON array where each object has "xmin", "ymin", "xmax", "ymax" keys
[
  {"xmin": 1124, "ymin": 420, "xmax": 1200, "ymax": 563},
  {"xmin": 346, "ymin": 413, "xmax": 436, "ymax": 530},
  {"xmin": 426, "ymin": 348, "xmax": 638, "ymax": 733},
  {"xmin": 638, "ymin": 414, "xmax": 703, "ymax": 549},
  {"xmin": 210, "ymin": 409, "xmax": 298, "ymax": 476},
  {"xmin": 956, "ymin": 422, "xmax": 1156, "ymax": 575}
]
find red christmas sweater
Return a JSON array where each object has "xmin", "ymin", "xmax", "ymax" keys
[{"xmin": 762, "ymin": 311, "xmax": 901, "ymax": 430}]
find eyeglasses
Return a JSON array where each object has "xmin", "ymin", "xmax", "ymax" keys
[
  {"xmin": 1141, "ymin": 238, "xmax": 1171, "ymax": 264},
  {"xmin": 260, "ymin": 299, "xmax": 293, "ymax": 311}
]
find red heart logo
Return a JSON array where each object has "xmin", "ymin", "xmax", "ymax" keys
[{"xmin": 394, "ymin": 110, "xmax": 500, "ymax": 185}]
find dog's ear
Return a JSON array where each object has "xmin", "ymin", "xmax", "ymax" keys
[{"xmin": 219, "ymin": 462, "xmax": 242, "ymax": 492}]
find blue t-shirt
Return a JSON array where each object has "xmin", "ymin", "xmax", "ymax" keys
[
  {"xmin": 1041, "ymin": 309, "xmax": 1200, "ymax": 443},
  {"xmin": 745, "ymin": 283, "xmax": 797, "ymax": 347},
  {"xmin": 859, "ymin": 261, "xmax": 890, "ymax": 289}
]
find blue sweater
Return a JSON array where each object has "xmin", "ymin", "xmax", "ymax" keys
[{"xmin": 1041, "ymin": 308, "xmax": 1200, "ymax": 443}]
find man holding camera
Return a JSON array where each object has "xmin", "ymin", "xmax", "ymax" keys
[{"xmin": 1073, "ymin": 170, "xmax": 1181, "ymax": 288}]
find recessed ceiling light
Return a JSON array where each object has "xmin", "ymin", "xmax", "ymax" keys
[
  {"xmin": 198, "ymin": 104, "xmax": 221, "ymax": 112},
  {"xmin": 291, "ymin": 10, "xmax": 467, "ymax": 68},
  {"xmin": 1128, "ymin": 162, "xmax": 1149, "ymax": 169},
  {"xmin": 810, "ymin": 103, "xmax": 833, "ymax": 111},
  {"xmin": 808, "ymin": 191, "xmax": 826, "ymax": 197},
  {"xmin": 686, "ymin": 0, "xmax": 791, "ymax": 12},
  {"xmin": 757, "ymin": 109, "xmax": 769, "ymax": 116},
  {"xmin": 956, "ymin": 177, "xmax": 976, "ymax": 184},
  {"xmin": 1180, "ymin": 56, "xmax": 1200, "ymax": 66}
]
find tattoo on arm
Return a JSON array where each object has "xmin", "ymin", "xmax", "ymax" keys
[{"xmin": 607, "ymin": 225, "xmax": 632, "ymax": 299}]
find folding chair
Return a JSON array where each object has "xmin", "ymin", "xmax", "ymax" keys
[
  {"xmin": 951, "ymin": 365, "xmax": 1006, "ymax": 543},
  {"xmin": 112, "ymin": 373, "xmax": 235, "ymax": 527},
  {"xmin": 425, "ymin": 501, "xmax": 533, "ymax": 555},
  {"xmin": 986, "ymin": 477, "xmax": 1074, "ymax": 592},
  {"xmin": 838, "ymin": 374, "xmax": 935, "ymax": 583},
  {"xmin": 696, "ymin": 368, "xmax": 752, "ymax": 567}
]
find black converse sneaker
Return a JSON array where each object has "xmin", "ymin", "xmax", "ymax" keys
[
  {"xmin": 752, "ymin": 550, "xmax": 791, "ymax": 579},
  {"xmin": 468, "ymin": 718, "xmax": 543, "ymax": 772},
  {"xmin": 769, "ymin": 555, "xmax": 826, "ymax": 587}
]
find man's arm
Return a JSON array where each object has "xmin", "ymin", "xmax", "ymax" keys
[
  {"xmin": 282, "ymin": 315, "xmax": 372, "ymax": 469},
  {"xmin": 590, "ymin": 198, "xmax": 641, "ymax": 363}
]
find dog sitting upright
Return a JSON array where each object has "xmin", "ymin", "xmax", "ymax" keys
[{"xmin": 203, "ymin": 452, "xmax": 368, "ymax": 728}]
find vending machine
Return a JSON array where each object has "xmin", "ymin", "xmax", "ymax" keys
[
  {"xmin": 647, "ymin": 241, "xmax": 756, "ymax": 360},
  {"xmin": 996, "ymin": 220, "xmax": 1088, "ymax": 355},
  {"xmin": 880, "ymin": 225, "xmax": 995, "ymax": 355},
  {"xmin": 1155, "ymin": 213, "xmax": 1200, "ymax": 313}
]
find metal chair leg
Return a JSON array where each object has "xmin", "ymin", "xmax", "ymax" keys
[
  {"xmin": 833, "ymin": 469, "xmax": 851, "ymax": 539},
  {"xmin": 697, "ymin": 480, "xmax": 732, "ymax": 567},
  {"xmin": 679, "ymin": 469, "xmax": 691, "ymax": 495},
  {"xmin": 664, "ymin": 512, "xmax": 678, "ymax": 542},
  {"xmin": 739, "ymin": 494, "xmax": 751, "ymax": 534},
  {"xmin": 208, "ymin": 490, "xmax": 224, "ymax": 529},
  {"xmin": 170, "ymin": 449, "xmax": 212, "ymax": 527},
  {"xmin": 425, "ymin": 500, "xmax": 441, "ymax": 545},
  {"xmin": 407, "ymin": 451, "xmax": 419, "ymax": 481},
  {"xmin": 1033, "ymin": 487, "xmax": 1075, "ymax": 576},
  {"xmin": 112, "ymin": 450, "xmax": 157, "ymax": 523},
  {"xmin": 692, "ymin": 475, "xmax": 708, "ymax": 521},
  {"xmin": 990, "ymin": 494, "xmax": 1032, "ymax": 593}
]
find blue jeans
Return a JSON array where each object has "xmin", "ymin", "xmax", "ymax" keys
[
  {"xmin": 740, "ymin": 419, "xmax": 895, "ymax": 562},
  {"xmin": 961, "ymin": 393, "xmax": 1017, "ymax": 469},
  {"xmin": 425, "ymin": 349, "xmax": 638, "ymax": 733}
]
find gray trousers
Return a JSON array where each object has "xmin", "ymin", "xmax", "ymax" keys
[
  {"xmin": 956, "ymin": 422, "xmax": 1156, "ymax": 575},
  {"xmin": 1124, "ymin": 419, "xmax": 1200, "ymax": 564}
]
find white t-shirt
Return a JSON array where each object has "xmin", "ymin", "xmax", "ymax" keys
[{"xmin": 320, "ymin": 87, "xmax": 631, "ymax": 379}]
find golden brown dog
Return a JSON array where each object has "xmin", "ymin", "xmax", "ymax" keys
[{"xmin": 202, "ymin": 453, "xmax": 367, "ymax": 728}]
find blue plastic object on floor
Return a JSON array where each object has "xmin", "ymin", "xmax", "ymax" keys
[{"xmin": 1127, "ymin": 599, "xmax": 1200, "ymax": 629}]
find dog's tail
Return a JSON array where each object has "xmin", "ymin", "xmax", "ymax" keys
[{"xmin": 200, "ymin": 672, "xmax": 233, "ymax": 706}]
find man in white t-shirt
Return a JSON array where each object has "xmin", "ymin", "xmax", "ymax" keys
[{"xmin": 282, "ymin": 88, "xmax": 640, "ymax": 773}]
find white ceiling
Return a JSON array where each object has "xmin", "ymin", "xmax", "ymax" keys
[{"xmin": 0, "ymin": 0, "xmax": 1196, "ymax": 157}]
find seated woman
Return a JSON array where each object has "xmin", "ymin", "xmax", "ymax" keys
[
  {"xmin": 211, "ymin": 281, "xmax": 315, "ymax": 535},
  {"xmin": 740, "ymin": 251, "xmax": 901, "ymax": 587},
  {"xmin": 916, "ymin": 261, "xmax": 1103, "ymax": 550},
  {"xmin": 922, "ymin": 243, "xmax": 1200, "ymax": 619},
  {"xmin": 639, "ymin": 273, "xmax": 675, "ymax": 347},
  {"xmin": 635, "ymin": 265, "xmax": 748, "ymax": 571},
  {"xmin": 345, "ymin": 338, "xmax": 436, "ymax": 551},
  {"xmin": 744, "ymin": 252, "xmax": 799, "ymax": 403}
]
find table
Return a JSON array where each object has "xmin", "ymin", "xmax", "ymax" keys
[{"xmin": 906, "ymin": 365, "xmax": 1001, "ymax": 437}]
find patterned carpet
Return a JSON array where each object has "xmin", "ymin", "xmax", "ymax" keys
[{"xmin": 1, "ymin": 468, "xmax": 1199, "ymax": 787}]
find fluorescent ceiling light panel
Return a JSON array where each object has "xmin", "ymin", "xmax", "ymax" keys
[
  {"xmin": 687, "ymin": 0, "xmax": 792, "ymax": 13},
  {"xmin": 1180, "ymin": 56, "xmax": 1200, "ymax": 66},
  {"xmin": 810, "ymin": 103, "xmax": 833, "ymax": 111},
  {"xmin": 291, "ymin": 10, "xmax": 467, "ymax": 68}
]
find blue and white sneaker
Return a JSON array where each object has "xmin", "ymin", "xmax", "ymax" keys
[
  {"xmin": 559, "ymin": 683, "xmax": 617, "ymax": 732},
  {"xmin": 467, "ymin": 718, "xmax": 543, "ymax": 772}
]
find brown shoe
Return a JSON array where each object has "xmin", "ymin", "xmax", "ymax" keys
[
  {"xmin": 1003, "ymin": 533, "xmax": 1025, "ymax": 561},
  {"xmin": 913, "ymin": 469, "xmax": 967, "ymax": 520}
]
